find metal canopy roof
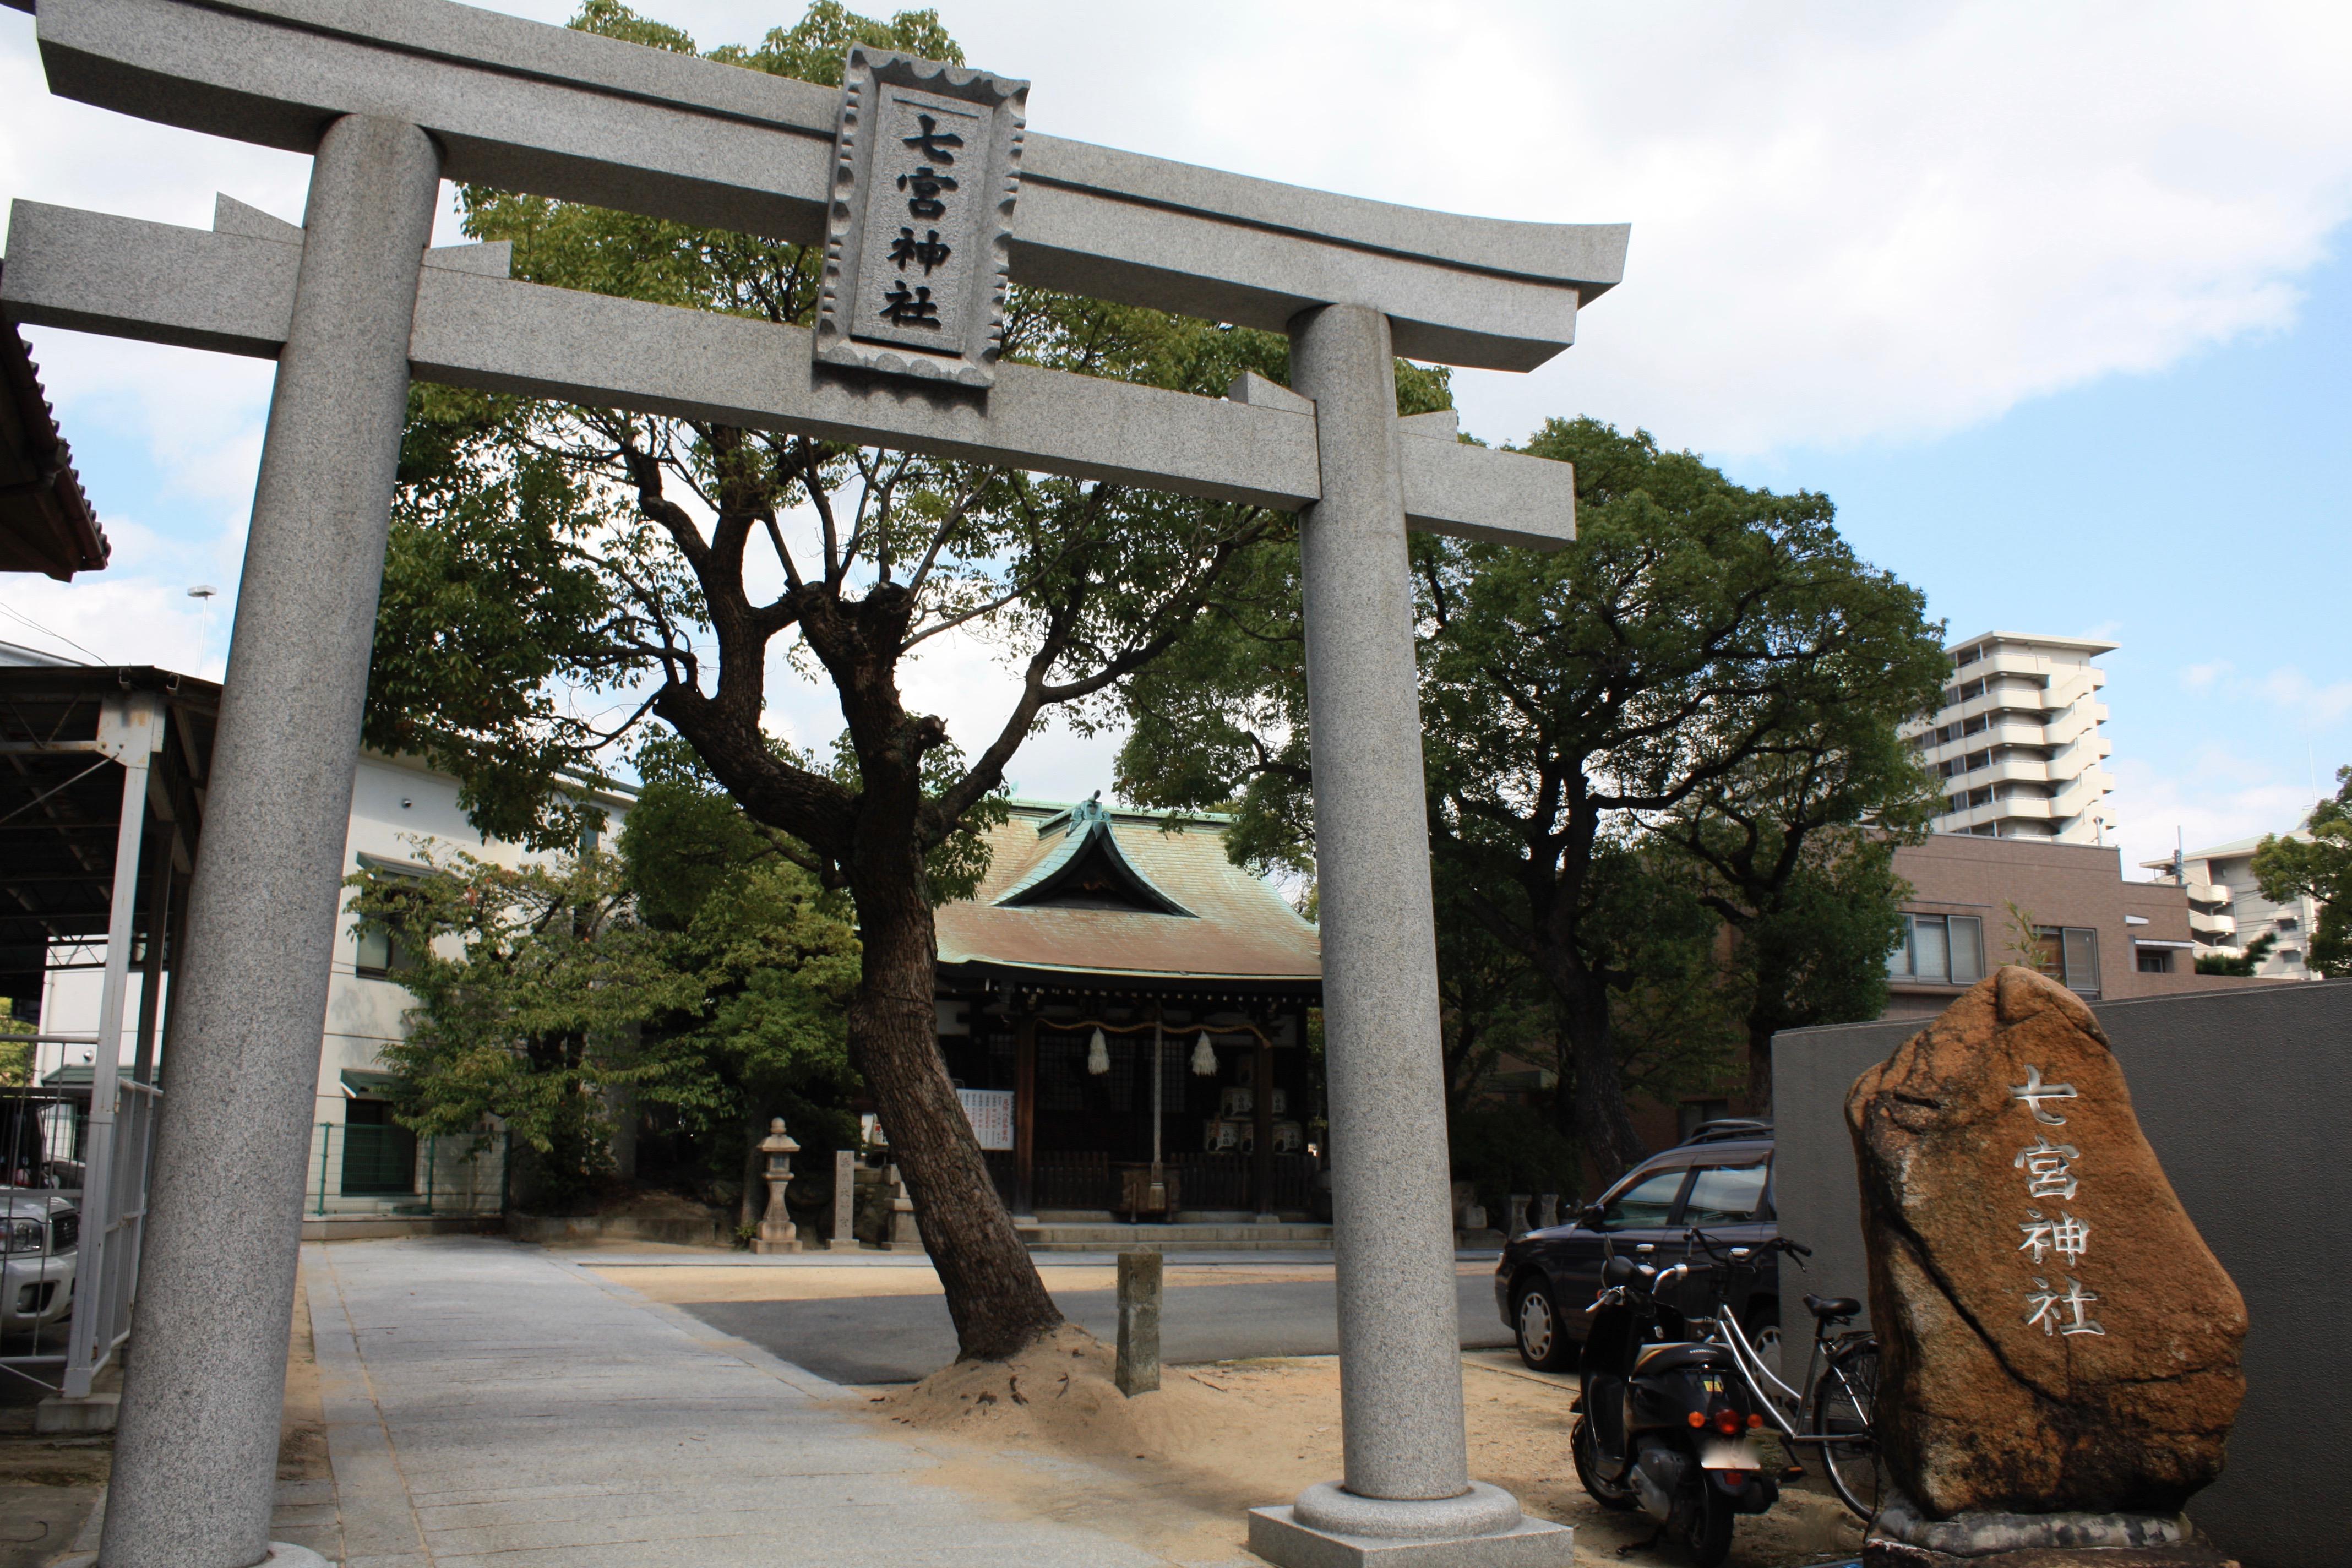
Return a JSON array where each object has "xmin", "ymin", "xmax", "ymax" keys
[
  {"xmin": 0, "ymin": 323, "xmax": 107, "ymax": 581},
  {"xmin": 0, "ymin": 665, "xmax": 215, "ymax": 1012}
]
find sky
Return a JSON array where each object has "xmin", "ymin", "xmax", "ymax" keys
[{"xmin": 2, "ymin": 1, "xmax": 2348, "ymax": 876}]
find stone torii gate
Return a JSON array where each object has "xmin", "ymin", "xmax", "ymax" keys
[{"xmin": 4, "ymin": 3, "xmax": 1629, "ymax": 1565}]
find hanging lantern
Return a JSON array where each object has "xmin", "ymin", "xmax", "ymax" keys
[
  {"xmin": 1190, "ymin": 1031, "xmax": 1218, "ymax": 1076},
  {"xmin": 1086, "ymin": 1027, "xmax": 1110, "ymax": 1076}
]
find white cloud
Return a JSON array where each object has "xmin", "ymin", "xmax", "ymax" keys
[
  {"xmin": 2179, "ymin": 661, "xmax": 2231, "ymax": 694},
  {"xmin": 2110, "ymin": 751, "xmax": 2320, "ymax": 870},
  {"xmin": 0, "ymin": 555, "xmax": 225, "ymax": 676},
  {"xmin": 2256, "ymin": 666, "xmax": 2352, "ymax": 728},
  {"xmin": 1115, "ymin": 0, "xmax": 2352, "ymax": 454},
  {"xmin": 21, "ymin": 3, "xmax": 2344, "ymax": 463}
]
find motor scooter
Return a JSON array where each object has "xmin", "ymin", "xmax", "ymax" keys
[{"xmin": 1569, "ymin": 1243, "xmax": 1777, "ymax": 1566}]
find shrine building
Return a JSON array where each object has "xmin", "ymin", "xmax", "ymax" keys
[{"xmin": 932, "ymin": 796, "xmax": 1324, "ymax": 1232}]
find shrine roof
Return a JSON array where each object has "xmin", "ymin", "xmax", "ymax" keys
[{"xmin": 934, "ymin": 799, "xmax": 1320, "ymax": 988}]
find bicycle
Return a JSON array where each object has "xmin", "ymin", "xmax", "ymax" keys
[{"xmin": 1664, "ymin": 1230, "xmax": 1886, "ymax": 1522}]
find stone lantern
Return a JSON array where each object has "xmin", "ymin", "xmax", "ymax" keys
[{"xmin": 754, "ymin": 1116, "xmax": 802, "ymax": 1255}]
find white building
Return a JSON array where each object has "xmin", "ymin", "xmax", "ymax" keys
[
  {"xmin": 2142, "ymin": 824, "xmax": 2327, "ymax": 980},
  {"xmin": 1900, "ymin": 631, "xmax": 2117, "ymax": 844},
  {"xmin": 32, "ymin": 721, "xmax": 632, "ymax": 1230}
]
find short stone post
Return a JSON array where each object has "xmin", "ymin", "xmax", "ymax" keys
[
  {"xmin": 830, "ymin": 1148, "xmax": 855, "ymax": 1250},
  {"xmin": 1116, "ymin": 1250, "xmax": 1162, "ymax": 1396},
  {"xmin": 100, "ymin": 113, "xmax": 441, "ymax": 1568},
  {"xmin": 1506, "ymin": 1193, "xmax": 1532, "ymax": 1238},
  {"xmin": 754, "ymin": 1117, "xmax": 801, "ymax": 1254},
  {"xmin": 881, "ymin": 1163, "xmax": 923, "ymax": 1251},
  {"xmin": 1536, "ymin": 1193, "xmax": 1559, "ymax": 1230}
]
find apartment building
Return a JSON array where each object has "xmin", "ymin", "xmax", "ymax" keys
[
  {"xmin": 2143, "ymin": 826, "xmax": 2327, "ymax": 981},
  {"xmin": 1900, "ymin": 631, "xmax": 2117, "ymax": 844},
  {"xmin": 1880, "ymin": 834, "xmax": 2250, "ymax": 1020}
]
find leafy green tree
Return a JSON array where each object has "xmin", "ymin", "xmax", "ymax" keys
[
  {"xmin": 1659, "ymin": 690, "xmax": 1944, "ymax": 1113},
  {"xmin": 2251, "ymin": 766, "xmax": 2351, "ymax": 977},
  {"xmin": 0, "ymin": 1005, "xmax": 29, "ymax": 1088},
  {"xmin": 621, "ymin": 740, "xmax": 862, "ymax": 1226},
  {"xmin": 2194, "ymin": 931, "xmax": 2278, "ymax": 977},
  {"xmin": 366, "ymin": 1, "xmax": 1400, "ymax": 1357},
  {"xmin": 349, "ymin": 844, "xmax": 703, "ymax": 1208},
  {"xmin": 351, "ymin": 738, "xmax": 863, "ymax": 1220},
  {"xmin": 1123, "ymin": 419, "xmax": 1943, "ymax": 1180}
]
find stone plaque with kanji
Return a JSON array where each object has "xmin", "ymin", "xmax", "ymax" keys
[{"xmin": 815, "ymin": 48, "xmax": 1026, "ymax": 388}]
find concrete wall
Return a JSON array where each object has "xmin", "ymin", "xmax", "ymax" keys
[{"xmin": 1772, "ymin": 979, "xmax": 2352, "ymax": 1568}]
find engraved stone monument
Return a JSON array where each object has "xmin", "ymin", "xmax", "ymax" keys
[{"xmin": 1848, "ymin": 967, "xmax": 2246, "ymax": 1567}]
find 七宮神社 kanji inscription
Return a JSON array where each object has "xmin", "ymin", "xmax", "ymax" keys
[{"xmin": 816, "ymin": 48, "xmax": 1026, "ymax": 386}]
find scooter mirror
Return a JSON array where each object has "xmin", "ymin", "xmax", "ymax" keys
[{"xmin": 1602, "ymin": 1255, "xmax": 1638, "ymax": 1288}]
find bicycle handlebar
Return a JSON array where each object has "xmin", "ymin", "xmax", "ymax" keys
[{"xmin": 1683, "ymin": 1227, "xmax": 1812, "ymax": 1262}]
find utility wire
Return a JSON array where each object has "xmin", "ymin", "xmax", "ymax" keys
[{"xmin": 0, "ymin": 600, "xmax": 107, "ymax": 667}]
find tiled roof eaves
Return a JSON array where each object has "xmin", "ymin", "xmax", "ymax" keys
[{"xmin": 0, "ymin": 322, "xmax": 106, "ymax": 581}]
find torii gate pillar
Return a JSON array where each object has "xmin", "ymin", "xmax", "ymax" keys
[
  {"xmin": 100, "ymin": 114, "xmax": 439, "ymax": 1568},
  {"xmin": 1246, "ymin": 307, "xmax": 1553, "ymax": 1558}
]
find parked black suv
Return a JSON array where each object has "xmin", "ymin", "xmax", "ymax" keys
[{"xmin": 1493, "ymin": 1121, "xmax": 1779, "ymax": 1372}]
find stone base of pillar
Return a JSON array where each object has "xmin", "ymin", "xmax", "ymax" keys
[
  {"xmin": 750, "ymin": 1235, "xmax": 802, "ymax": 1254},
  {"xmin": 1248, "ymin": 1503, "xmax": 1571, "ymax": 1567},
  {"xmin": 58, "ymin": 1547, "xmax": 330, "ymax": 1568},
  {"xmin": 35, "ymin": 1393, "xmax": 119, "ymax": 1434}
]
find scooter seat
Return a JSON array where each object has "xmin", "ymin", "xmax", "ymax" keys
[
  {"xmin": 1634, "ymin": 1341, "xmax": 1732, "ymax": 1375},
  {"xmin": 1804, "ymin": 1293, "xmax": 1862, "ymax": 1320}
]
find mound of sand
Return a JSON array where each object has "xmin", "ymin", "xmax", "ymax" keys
[{"xmin": 876, "ymin": 1324, "xmax": 1232, "ymax": 1457}]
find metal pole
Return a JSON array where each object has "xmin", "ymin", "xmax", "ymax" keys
[
  {"xmin": 1272, "ymin": 303, "xmax": 1524, "ymax": 1544},
  {"xmin": 101, "ymin": 115, "xmax": 441, "ymax": 1568},
  {"xmin": 59, "ymin": 720, "xmax": 150, "ymax": 1401}
]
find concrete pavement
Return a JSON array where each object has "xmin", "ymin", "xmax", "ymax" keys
[
  {"xmin": 293, "ymin": 1236, "xmax": 1172, "ymax": 1568},
  {"xmin": 678, "ymin": 1272, "xmax": 1515, "ymax": 1385}
]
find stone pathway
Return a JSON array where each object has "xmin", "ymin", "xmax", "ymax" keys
[{"xmin": 302, "ymin": 1236, "xmax": 1168, "ymax": 1568}]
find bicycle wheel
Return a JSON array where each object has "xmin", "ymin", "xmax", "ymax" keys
[{"xmin": 1812, "ymin": 1337, "xmax": 1885, "ymax": 1522}]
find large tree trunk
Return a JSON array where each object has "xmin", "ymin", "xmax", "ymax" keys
[
  {"xmin": 848, "ymin": 827, "xmax": 1064, "ymax": 1362},
  {"xmin": 1542, "ymin": 954, "xmax": 1649, "ymax": 1186},
  {"xmin": 1744, "ymin": 1016, "xmax": 1774, "ymax": 1121}
]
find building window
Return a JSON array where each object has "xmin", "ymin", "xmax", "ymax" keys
[
  {"xmin": 352, "ymin": 919, "xmax": 419, "ymax": 979},
  {"xmin": 2136, "ymin": 948, "xmax": 2174, "ymax": 974},
  {"xmin": 2024, "ymin": 926, "xmax": 2101, "ymax": 996},
  {"xmin": 1888, "ymin": 914, "xmax": 1984, "ymax": 984}
]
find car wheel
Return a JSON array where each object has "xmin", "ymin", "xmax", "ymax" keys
[{"xmin": 1512, "ymin": 1277, "xmax": 1575, "ymax": 1371}]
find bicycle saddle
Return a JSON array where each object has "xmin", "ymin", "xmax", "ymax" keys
[{"xmin": 1804, "ymin": 1293, "xmax": 1861, "ymax": 1320}]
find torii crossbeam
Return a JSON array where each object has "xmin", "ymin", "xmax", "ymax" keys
[{"xmin": 2, "ymin": 5, "xmax": 1630, "ymax": 1566}]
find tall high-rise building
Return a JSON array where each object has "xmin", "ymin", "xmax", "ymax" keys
[{"xmin": 1899, "ymin": 631, "xmax": 2117, "ymax": 843}]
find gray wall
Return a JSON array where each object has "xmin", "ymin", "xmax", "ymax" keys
[{"xmin": 1772, "ymin": 980, "xmax": 2351, "ymax": 1568}]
